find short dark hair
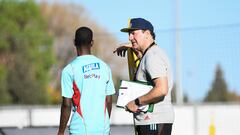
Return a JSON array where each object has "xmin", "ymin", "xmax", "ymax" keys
[
  {"xmin": 74, "ymin": 27, "xmax": 93, "ymax": 46},
  {"xmin": 150, "ymin": 30, "xmax": 155, "ymax": 40}
]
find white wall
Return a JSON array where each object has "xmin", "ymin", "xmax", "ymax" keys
[{"xmin": 0, "ymin": 104, "xmax": 240, "ymax": 135}]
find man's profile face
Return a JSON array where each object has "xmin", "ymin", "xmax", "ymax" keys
[{"xmin": 128, "ymin": 29, "xmax": 146, "ymax": 51}]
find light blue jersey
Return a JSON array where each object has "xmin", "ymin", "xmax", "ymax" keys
[{"xmin": 61, "ymin": 55, "xmax": 115, "ymax": 135}]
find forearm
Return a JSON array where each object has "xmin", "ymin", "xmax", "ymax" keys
[
  {"xmin": 138, "ymin": 77, "xmax": 168, "ymax": 105},
  {"xmin": 58, "ymin": 99, "xmax": 72, "ymax": 134},
  {"xmin": 125, "ymin": 84, "xmax": 167, "ymax": 113},
  {"xmin": 106, "ymin": 95, "xmax": 112, "ymax": 118},
  {"xmin": 139, "ymin": 87, "xmax": 167, "ymax": 105}
]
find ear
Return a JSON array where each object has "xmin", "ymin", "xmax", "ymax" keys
[
  {"xmin": 145, "ymin": 30, "xmax": 151, "ymax": 36},
  {"xmin": 90, "ymin": 40, "xmax": 94, "ymax": 46},
  {"xmin": 74, "ymin": 39, "xmax": 77, "ymax": 46},
  {"xmin": 144, "ymin": 30, "xmax": 151, "ymax": 39}
]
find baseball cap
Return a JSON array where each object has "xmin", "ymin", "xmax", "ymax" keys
[{"xmin": 120, "ymin": 18, "xmax": 154, "ymax": 33}]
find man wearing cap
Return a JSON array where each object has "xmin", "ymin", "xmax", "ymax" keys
[{"xmin": 114, "ymin": 18, "xmax": 174, "ymax": 135}]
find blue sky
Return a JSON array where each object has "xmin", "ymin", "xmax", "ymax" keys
[{"xmin": 49, "ymin": 0, "xmax": 240, "ymax": 101}]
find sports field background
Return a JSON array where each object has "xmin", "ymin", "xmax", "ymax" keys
[
  {"xmin": 0, "ymin": 126, "xmax": 134, "ymax": 135},
  {"xmin": 1, "ymin": 104, "xmax": 240, "ymax": 135}
]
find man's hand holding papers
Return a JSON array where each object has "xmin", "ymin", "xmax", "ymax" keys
[{"xmin": 116, "ymin": 80, "xmax": 153, "ymax": 113}]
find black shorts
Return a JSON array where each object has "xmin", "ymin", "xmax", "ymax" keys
[{"xmin": 135, "ymin": 123, "xmax": 172, "ymax": 135}]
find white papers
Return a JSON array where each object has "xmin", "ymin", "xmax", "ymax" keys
[{"xmin": 116, "ymin": 80, "xmax": 153, "ymax": 112}]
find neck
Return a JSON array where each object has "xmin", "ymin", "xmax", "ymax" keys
[{"xmin": 76, "ymin": 47, "xmax": 91, "ymax": 56}]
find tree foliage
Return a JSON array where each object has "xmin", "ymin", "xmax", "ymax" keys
[
  {"xmin": 0, "ymin": 0, "xmax": 54, "ymax": 104},
  {"xmin": 0, "ymin": 65, "xmax": 11, "ymax": 104},
  {"xmin": 39, "ymin": 2, "xmax": 126, "ymax": 104},
  {"xmin": 204, "ymin": 65, "xmax": 229, "ymax": 102}
]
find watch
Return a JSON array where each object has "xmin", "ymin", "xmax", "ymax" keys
[{"xmin": 134, "ymin": 98, "xmax": 140, "ymax": 106}]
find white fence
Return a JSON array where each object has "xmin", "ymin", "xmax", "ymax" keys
[{"xmin": 0, "ymin": 103, "xmax": 240, "ymax": 135}]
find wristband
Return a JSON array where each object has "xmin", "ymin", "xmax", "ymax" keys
[{"xmin": 134, "ymin": 98, "xmax": 140, "ymax": 106}]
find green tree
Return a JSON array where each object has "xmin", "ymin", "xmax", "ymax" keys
[
  {"xmin": 228, "ymin": 91, "xmax": 240, "ymax": 102},
  {"xmin": 0, "ymin": 65, "xmax": 11, "ymax": 104},
  {"xmin": 0, "ymin": 0, "xmax": 54, "ymax": 104},
  {"xmin": 39, "ymin": 2, "xmax": 126, "ymax": 104},
  {"xmin": 204, "ymin": 65, "xmax": 229, "ymax": 102}
]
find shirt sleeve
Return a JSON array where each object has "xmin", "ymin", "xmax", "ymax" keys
[
  {"xmin": 61, "ymin": 66, "xmax": 74, "ymax": 98},
  {"xmin": 105, "ymin": 67, "xmax": 116, "ymax": 95},
  {"xmin": 145, "ymin": 52, "xmax": 168, "ymax": 79}
]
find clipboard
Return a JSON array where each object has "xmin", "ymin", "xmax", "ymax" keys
[{"xmin": 116, "ymin": 80, "xmax": 153, "ymax": 112}]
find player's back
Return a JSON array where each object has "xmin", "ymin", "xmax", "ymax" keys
[{"xmin": 64, "ymin": 55, "xmax": 114, "ymax": 135}]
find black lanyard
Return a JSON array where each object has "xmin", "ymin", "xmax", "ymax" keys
[
  {"xmin": 133, "ymin": 42, "xmax": 155, "ymax": 81},
  {"xmin": 142, "ymin": 42, "xmax": 155, "ymax": 58}
]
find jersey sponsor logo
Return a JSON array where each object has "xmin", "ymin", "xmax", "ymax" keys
[
  {"xmin": 84, "ymin": 73, "xmax": 100, "ymax": 79},
  {"xmin": 82, "ymin": 63, "xmax": 100, "ymax": 73}
]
